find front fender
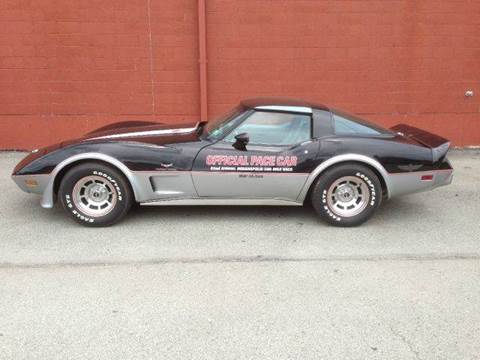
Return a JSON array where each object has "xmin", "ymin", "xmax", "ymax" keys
[{"xmin": 39, "ymin": 153, "xmax": 145, "ymax": 208}]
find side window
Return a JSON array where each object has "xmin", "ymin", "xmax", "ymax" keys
[
  {"xmin": 333, "ymin": 114, "xmax": 382, "ymax": 135},
  {"xmin": 224, "ymin": 111, "xmax": 311, "ymax": 146}
]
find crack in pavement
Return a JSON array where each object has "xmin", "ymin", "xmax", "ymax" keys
[
  {"xmin": 389, "ymin": 324, "xmax": 422, "ymax": 360},
  {"xmin": 0, "ymin": 253, "xmax": 479, "ymax": 270}
]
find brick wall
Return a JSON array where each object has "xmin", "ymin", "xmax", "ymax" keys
[
  {"xmin": 1, "ymin": 0, "xmax": 479, "ymax": 149},
  {"xmin": 0, "ymin": 0, "xmax": 199, "ymax": 149}
]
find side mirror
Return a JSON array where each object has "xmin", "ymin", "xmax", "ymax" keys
[{"xmin": 233, "ymin": 132, "xmax": 249, "ymax": 150}]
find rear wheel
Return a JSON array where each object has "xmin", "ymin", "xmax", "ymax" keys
[
  {"xmin": 311, "ymin": 164, "xmax": 382, "ymax": 227},
  {"xmin": 58, "ymin": 162, "xmax": 133, "ymax": 227}
]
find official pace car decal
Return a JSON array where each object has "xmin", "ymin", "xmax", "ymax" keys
[{"xmin": 206, "ymin": 154, "xmax": 298, "ymax": 172}]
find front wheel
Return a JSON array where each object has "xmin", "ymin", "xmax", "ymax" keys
[
  {"xmin": 311, "ymin": 164, "xmax": 382, "ymax": 227},
  {"xmin": 58, "ymin": 162, "xmax": 133, "ymax": 227}
]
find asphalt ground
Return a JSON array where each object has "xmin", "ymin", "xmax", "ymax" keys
[{"xmin": 0, "ymin": 150, "xmax": 479, "ymax": 359}]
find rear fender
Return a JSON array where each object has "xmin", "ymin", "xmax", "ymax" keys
[{"xmin": 297, "ymin": 154, "xmax": 391, "ymax": 202}]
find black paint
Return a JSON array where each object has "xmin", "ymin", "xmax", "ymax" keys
[{"xmin": 13, "ymin": 102, "xmax": 453, "ymax": 177}]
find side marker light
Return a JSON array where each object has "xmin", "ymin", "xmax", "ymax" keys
[{"xmin": 421, "ymin": 174, "xmax": 434, "ymax": 181}]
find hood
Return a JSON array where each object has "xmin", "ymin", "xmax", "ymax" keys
[
  {"xmin": 13, "ymin": 121, "xmax": 203, "ymax": 175},
  {"xmin": 85, "ymin": 120, "xmax": 167, "ymax": 136},
  {"xmin": 81, "ymin": 121, "xmax": 201, "ymax": 144}
]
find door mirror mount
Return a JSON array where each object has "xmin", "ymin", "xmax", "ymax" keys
[{"xmin": 233, "ymin": 132, "xmax": 249, "ymax": 151}]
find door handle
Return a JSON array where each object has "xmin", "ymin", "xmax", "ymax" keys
[{"xmin": 160, "ymin": 163, "xmax": 173, "ymax": 168}]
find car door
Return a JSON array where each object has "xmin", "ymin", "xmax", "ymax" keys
[{"xmin": 192, "ymin": 110, "xmax": 319, "ymax": 201}]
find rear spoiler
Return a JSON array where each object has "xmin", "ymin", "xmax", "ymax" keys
[{"xmin": 390, "ymin": 124, "xmax": 450, "ymax": 162}]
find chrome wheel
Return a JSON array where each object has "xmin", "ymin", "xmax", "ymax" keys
[
  {"xmin": 326, "ymin": 176, "xmax": 370, "ymax": 218},
  {"xmin": 72, "ymin": 175, "xmax": 117, "ymax": 217}
]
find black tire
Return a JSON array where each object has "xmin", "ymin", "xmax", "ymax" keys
[
  {"xmin": 58, "ymin": 162, "xmax": 133, "ymax": 227},
  {"xmin": 311, "ymin": 163, "xmax": 382, "ymax": 227}
]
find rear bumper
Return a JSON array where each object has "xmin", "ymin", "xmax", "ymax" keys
[{"xmin": 386, "ymin": 168, "xmax": 453, "ymax": 198}]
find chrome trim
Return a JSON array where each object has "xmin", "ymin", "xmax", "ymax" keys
[
  {"xmin": 140, "ymin": 198, "xmax": 302, "ymax": 206},
  {"xmin": 254, "ymin": 105, "xmax": 312, "ymax": 114},
  {"xmin": 297, "ymin": 154, "xmax": 392, "ymax": 202},
  {"xmin": 86, "ymin": 125, "xmax": 198, "ymax": 141}
]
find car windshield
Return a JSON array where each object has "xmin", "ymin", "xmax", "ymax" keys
[{"xmin": 203, "ymin": 106, "xmax": 245, "ymax": 140}]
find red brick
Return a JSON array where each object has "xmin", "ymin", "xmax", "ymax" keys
[{"xmin": 1, "ymin": 0, "xmax": 480, "ymax": 149}]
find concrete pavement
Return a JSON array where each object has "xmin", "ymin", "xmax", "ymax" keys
[{"xmin": 0, "ymin": 150, "xmax": 479, "ymax": 359}]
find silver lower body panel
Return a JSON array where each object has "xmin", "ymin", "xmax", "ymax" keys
[
  {"xmin": 13, "ymin": 165, "xmax": 454, "ymax": 209},
  {"xmin": 386, "ymin": 169, "xmax": 453, "ymax": 197},
  {"xmin": 192, "ymin": 171, "xmax": 308, "ymax": 200},
  {"xmin": 140, "ymin": 198, "xmax": 302, "ymax": 206},
  {"xmin": 11, "ymin": 174, "xmax": 51, "ymax": 195}
]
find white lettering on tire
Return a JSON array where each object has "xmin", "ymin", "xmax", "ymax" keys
[
  {"xmin": 322, "ymin": 171, "xmax": 377, "ymax": 221},
  {"xmin": 65, "ymin": 194, "xmax": 95, "ymax": 223},
  {"xmin": 322, "ymin": 189, "xmax": 341, "ymax": 221},
  {"xmin": 93, "ymin": 170, "xmax": 123, "ymax": 201},
  {"xmin": 355, "ymin": 172, "xmax": 376, "ymax": 206},
  {"xmin": 65, "ymin": 170, "xmax": 124, "ymax": 223}
]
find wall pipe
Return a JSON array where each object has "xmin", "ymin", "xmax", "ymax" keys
[{"xmin": 198, "ymin": 0, "xmax": 208, "ymax": 121}]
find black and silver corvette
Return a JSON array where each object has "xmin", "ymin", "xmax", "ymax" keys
[{"xmin": 12, "ymin": 98, "xmax": 453, "ymax": 227}]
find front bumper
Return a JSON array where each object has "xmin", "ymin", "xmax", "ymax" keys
[
  {"xmin": 11, "ymin": 174, "xmax": 54, "ymax": 208},
  {"xmin": 12, "ymin": 174, "xmax": 51, "ymax": 195}
]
